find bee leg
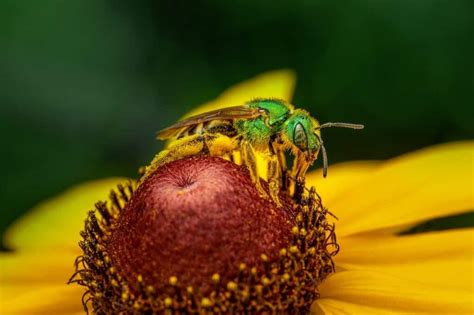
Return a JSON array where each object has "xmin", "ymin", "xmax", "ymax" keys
[
  {"xmin": 294, "ymin": 153, "xmax": 311, "ymax": 179},
  {"xmin": 141, "ymin": 134, "xmax": 205, "ymax": 180},
  {"xmin": 267, "ymin": 155, "xmax": 283, "ymax": 207},
  {"xmin": 289, "ymin": 152, "xmax": 311, "ymax": 196},
  {"xmin": 241, "ymin": 141, "xmax": 269, "ymax": 199},
  {"xmin": 230, "ymin": 151, "xmax": 242, "ymax": 165},
  {"xmin": 272, "ymin": 143, "xmax": 289, "ymax": 192}
]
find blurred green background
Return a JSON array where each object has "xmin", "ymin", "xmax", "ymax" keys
[{"xmin": 1, "ymin": 0, "xmax": 473, "ymax": 242}]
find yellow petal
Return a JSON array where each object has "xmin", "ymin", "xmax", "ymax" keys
[
  {"xmin": 328, "ymin": 141, "xmax": 474, "ymax": 236},
  {"xmin": 0, "ymin": 249, "xmax": 78, "ymax": 284},
  {"xmin": 3, "ymin": 178, "xmax": 129, "ymax": 250},
  {"xmin": 312, "ymin": 298, "xmax": 467, "ymax": 315},
  {"xmin": 336, "ymin": 229, "xmax": 474, "ymax": 290},
  {"xmin": 313, "ymin": 270, "xmax": 474, "ymax": 314},
  {"xmin": 0, "ymin": 240, "xmax": 88, "ymax": 314},
  {"xmin": 306, "ymin": 161, "xmax": 380, "ymax": 204},
  {"xmin": 0, "ymin": 284, "xmax": 84, "ymax": 315},
  {"xmin": 182, "ymin": 69, "xmax": 296, "ymax": 119},
  {"xmin": 313, "ymin": 298, "xmax": 406, "ymax": 315}
]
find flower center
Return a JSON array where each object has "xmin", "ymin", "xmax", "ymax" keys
[
  {"xmin": 108, "ymin": 157, "xmax": 295, "ymax": 295},
  {"xmin": 70, "ymin": 156, "xmax": 338, "ymax": 314}
]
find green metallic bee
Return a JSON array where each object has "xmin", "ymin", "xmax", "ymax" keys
[{"xmin": 144, "ymin": 98, "xmax": 363, "ymax": 205}]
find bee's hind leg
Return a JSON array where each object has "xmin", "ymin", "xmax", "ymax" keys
[
  {"xmin": 241, "ymin": 141, "xmax": 269, "ymax": 200},
  {"xmin": 141, "ymin": 134, "xmax": 206, "ymax": 181}
]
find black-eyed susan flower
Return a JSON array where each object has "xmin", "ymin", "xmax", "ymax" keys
[{"xmin": 1, "ymin": 71, "xmax": 473, "ymax": 314}]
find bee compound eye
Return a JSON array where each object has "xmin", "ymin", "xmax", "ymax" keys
[{"xmin": 293, "ymin": 123, "xmax": 308, "ymax": 151}]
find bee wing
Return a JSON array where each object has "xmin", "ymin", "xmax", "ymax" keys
[{"xmin": 156, "ymin": 105, "xmax": 263, "ymax": 140}]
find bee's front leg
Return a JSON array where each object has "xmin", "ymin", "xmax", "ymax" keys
[
  {"xmin": 241, "ymin": 141, "xmax": 269, "ymax": 200},
  {"xmin": 289, "ymin": 152, "xmax": 311, "ymax": 195}
]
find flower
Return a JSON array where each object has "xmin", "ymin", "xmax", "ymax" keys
[
  {"xmin": 1, "ymin": 70, "xmax": 473, "ymax": 314},
  {"xmin": 71, "ymin": 156, "xmax": 336, "ymax": 313}
]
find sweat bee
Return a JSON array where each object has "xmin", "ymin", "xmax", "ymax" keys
[{"xmin": 144, "ymin": 98, "xmax": 363, "ymax": 205}]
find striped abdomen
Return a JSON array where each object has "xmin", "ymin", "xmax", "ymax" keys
[{"xmin": 176, "ymin": 119, "xmax": 238, "ymax": 139}]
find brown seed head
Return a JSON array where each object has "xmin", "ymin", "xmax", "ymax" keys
[
  {"xmin": 107, "ymin": 156, "xmax": 295, "ymax": 294},
  {"xmin": 71, "ymin": 156, "xmax": 337, "ymax": 314}
]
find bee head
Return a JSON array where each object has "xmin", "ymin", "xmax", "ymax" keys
[
  {"xmin": 282, "ymin": 110, "xmax": 364, "ymax": 178},
  {"xmin": 282, "ymin": 110, "xmax": 322, "ymax": 161}
]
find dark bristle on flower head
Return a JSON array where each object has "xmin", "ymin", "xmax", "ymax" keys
[{"xmin": 70, "ymin": 156, "xmax": 339, "ymax": 314}]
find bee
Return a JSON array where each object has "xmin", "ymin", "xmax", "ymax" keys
[{"xmin": 144, "ymin": 98, "xmax": 363, "ymax": 205}]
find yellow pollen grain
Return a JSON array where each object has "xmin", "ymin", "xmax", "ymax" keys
[
  {"xmin": 227, "ymin": 281, "xmax": 238, "ymax": 291},
  {"xmin": 260, "ymin": 254, "xmax": 268, "ymax": 262},
  {"xmin": 279, "ymin": 248, "xmax": 287, "ymax": 256},
  {"xmin": 262, "ymin": 277, "xmax": 271, "ymax": 286},
  {"xmin": 290, "ymin": 246, "xmax": 299, "ymax": 254},
  {"xmin": 169, "ymin": 276, "xmax": 178, "ymax": 285},
  {"xmin": 291, "ymin": 226, "xmax": 299, "ymax": 235},
  {"xmin": 164, "ymin": 297, "xmax": 172, "ymax": 307},
  {"xmin": 146, "ymin": 286, "xmax": 155, "ymax": 293},
  {"xmin": 121, "ymin": 292, "xmax": 129, "ymax": 301},
  {"xmin": 187, "ymin": 286, "xmax": 194, "ymax": 294},
  {"xmin": 239, "ymin": 263, "xmax": 247, "ymax": 271},
  {"xmin": 201, "ymin": 298, "xmax": 212, "ymax": 308},
  {"xmin": 212, "ymin": 273, "xmax": 220, "ymax": 283}
]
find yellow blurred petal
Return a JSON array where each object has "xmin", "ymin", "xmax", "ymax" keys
[
  {"xmin": 312, "ymin": 298, "xmax": 466, "ymax": 315},
  {"xmin": 306, "ymin": 161, "xmax": 380, "ymax": 204},
  {"xmin": 336, "ymin": 229, "xmax": 474, "ymax": 290},
  {"xmin": 0, "ymin": 284, "xmax": 84, "ymax": 315},
  {"xmin": 329, "ymin": 141, "xmax": 474, "ymax": 236},
  {"xmin": 313, "ymin": 298, "xmax": 407, "ymax": 315},
  {"xmin": 182, "ymin": 69, "xmax": 296, "ymax": 119},
  {"xmin": 0, "ymin": 249, "xmax": 78, "ymax": 284},
  {"xmin": 314, "ymin": 270, "xmax": 474, "ymax": 314},
  {"xmin": 0, "ymin": 248, "xmax": 84, "ymax": 314},
  {"xmin": 3, "ymin": 178, "xmax": 129, "ymax": 250}
]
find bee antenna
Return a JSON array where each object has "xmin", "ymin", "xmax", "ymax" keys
[
  {"xmin": 315, "ymin": 134, "xmax": 328, "ymax": 177},
  {"xmin": 318, "ymin": 122, "xmax": 364, "ymax": 130}
]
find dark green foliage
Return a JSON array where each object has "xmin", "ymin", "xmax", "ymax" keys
[{"xmin": 0, "ymin": 0, "xmax": 472, "ymax": 243}]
